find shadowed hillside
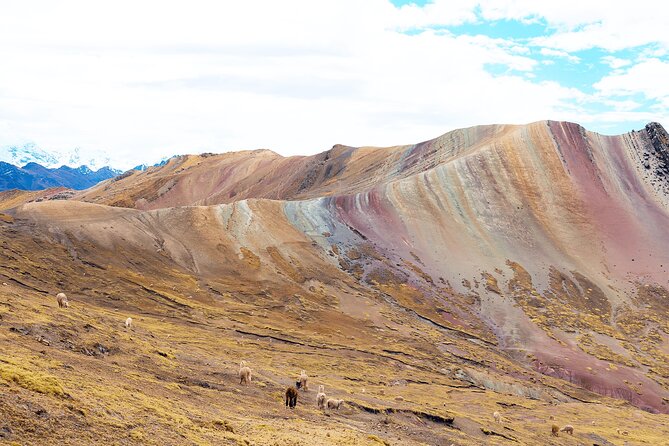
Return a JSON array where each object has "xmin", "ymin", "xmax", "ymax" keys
[{"xmin": 1, "ymin": 121, "xmax": 669, "ymax": 445}]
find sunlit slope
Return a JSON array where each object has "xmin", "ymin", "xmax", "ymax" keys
[
  {"xmin": 2, "ymin": 120, "xmax": 669, "ymax": 444},
  {"xmin": 74, "ymin": 124, "xmax": 511, "ymax": 209},
  {"xmin": 3, "ymin": 196, "xmax": 669, "ymax": 445}
]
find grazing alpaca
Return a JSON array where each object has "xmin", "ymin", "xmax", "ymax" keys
[
  {"xmin": 317, "ymin": 385, "xmax": 327, "ymax": 409},
  {"xmin": 298, "ymin": 370, "xmax": 308, "ymax": 391},
  {"xmin": 239, "ymin": 361, "xmax": 252, "ymax": 385},
  {"xmin": 560, "ymin": 425, "xmax": 573, "ymax": 435},
  {"xmin": 125, "ymin": 317, "xmax": 133, "ymax": 329},
  {"xmin": 285, "ymin": 386, "xmax": 298, "ymax": 409},
  {"xmin": 551, "ymin": 425, "xmax": 559, "ymax": 437},
  {"xmin": 56, "ymin": 293, "xmax": 69, "ymax": 308},
  {"xmin": 326, "ymin": 398, "xmax": 343, "ymax": 410},
  {"xmin": 493, "ymin": 411, "xmax": 502, "ymax": 423},
  {"xmin": 617, "ymin": 429, "xmax": 629, "ymax": 436}
]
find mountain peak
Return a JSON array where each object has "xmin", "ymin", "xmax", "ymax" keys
[
  {"xmin": 0, "ymin": 143, "xmax": 115, "ymax": 171},
  {"xmin": 0, "ymin": 161, "xmax": 119, "ymax": 192}
]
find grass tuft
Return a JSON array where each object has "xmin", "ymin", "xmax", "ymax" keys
[{"xmin": 0, "ymin": 357, "xmax": 65, "ymax": 396}]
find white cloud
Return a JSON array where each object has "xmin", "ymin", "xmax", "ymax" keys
[
  {"xmin": 539, "ymin": 48, "xmax": 580, "ymax": 63},
  {"xmin": 478, "ymin": 0, "xmax": 607, "ymax": 29},
  {"xmin": 0, "ymin": 0, "xmax": 666, "ymax": 169},
  {"xmin": 471, "ymin": 1, "xmax": 669, "ymax": 52},
  {"xmin": 392, "ymin": 0, "xmax": 479, "ymax": 29},
  {"xmin": 601, "ymin": 56, "xmax": 631, "ymax": 70},
  {"xmin": 525, "ymin": 2, "xmax": 669, "ymax": 52},
  {"xmin": 594, "ymin": 59, "xmax": 669, "ymax": 101},
  {"xmin": 601, "ymin": 99, "xmax": 642, "ymax": 112}
]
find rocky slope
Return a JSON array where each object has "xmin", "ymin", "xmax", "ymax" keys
[{"xmin": 1, "ymin": 120, "xmax": 669, "ymax": 445}]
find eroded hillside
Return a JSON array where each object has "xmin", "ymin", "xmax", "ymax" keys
[{"xmin": 2, "ymin": 121, "xmax": 669, "ymax": 445}]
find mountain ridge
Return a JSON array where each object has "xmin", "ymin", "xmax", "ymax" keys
[
  {"xmin": 0, "ymin": 143, "xmax": 114, "ymax": 171},
  {"xmin": 72, "ymin": 120, "xmax": 669, "ymax": 210},
  {"xmin": 2, "ymin": 119, "xmax": 669, "ymax": 445},
  {"xmin": 0, "ymin": 161, "xmax": 120, "ymax": 192}
]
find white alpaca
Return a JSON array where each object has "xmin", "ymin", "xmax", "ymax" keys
[
  {"xmin": 56, "ymin": 292, "xmax": 69, "ymax": 308},
  {"xmin": 326, "ymin": 398, "xmax": 343, "ymax": 410},
  {"xmin": 493, "ymin": 411, "xmax": 502, "ymax": 423},
  {"xmin": 239, "ymin": 361, "xmax": 252, "ymax": 385},
  {"xmin": 125, "ymin": 317, "xmax": 133, "ymax": 329},
  {"xmin": 297, "ymin": 370, "xmax": 308, "ymax": 391},
  {"xmin": 317, "ymin": 385, "xmax": 327, "ymax": 409},
  {"xmin": 560, "ymin": 425, "xmax": 574, "ymax": 435}
]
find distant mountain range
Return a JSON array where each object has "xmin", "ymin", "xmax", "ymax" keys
[
  {"xmin": 0, "ymin": 143, "xmax": 114, "ymax": 171},
  {"xmin": 0, "ymin": 143, "xmax": 177, "ymax": 191},
  {"xmin": 0, "ymin": 162, "xmax": 120, "ymax": 191},
  {"xmin": 131, "ymin": 157, "xmax": 171, "ymax": 172}
]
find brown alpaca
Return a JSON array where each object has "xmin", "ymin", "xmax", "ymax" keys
[
  {"xmin": 56, "ymin": 293, "xmax": 69, "ymax": 308},
  {"xmin": 560, "ymin": 425, "xmax": 574, "ymax": 435},
  {"xmin": 551, "ymin": 425, "xmax": 559, "ymax": 437},
  {"xmin": 239, "ymin": 361, "xmax": 252, "ymax": 385},
  {"xmin": 285, "ymin": 386, "xmax": 298, "ymax": 409}
]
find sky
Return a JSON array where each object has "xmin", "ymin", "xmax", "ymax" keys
[{"xmin": 0, "ymin": 0, "xmax": 668, "ymax": 170}]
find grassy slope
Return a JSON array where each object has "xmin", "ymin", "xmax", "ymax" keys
[{"xmin": 1, "ymin": 213, "xmax": 668, "ymax": 446}]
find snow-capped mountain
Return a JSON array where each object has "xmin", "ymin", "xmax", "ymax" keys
[
  {"xmin": 0, "ymin": 143, "xmax": 60, "ymax": 167},
  {"xmin": 0, "ymin": 162, "xmax": 121, "ymax": 191},
  {"xmin": 61, "ymin": 147, "xmax": 113, "ymax": 171},
  {"xmin": 132, "ymin": 156, "xmax": 174, "ymax": 171},
  {"xmin": 0, "ymin": 143, "xmax": 115, "ymax": 171},
  {"xmin": 0, "ymin": 142, "xmax": 126, "ymax": 191}
]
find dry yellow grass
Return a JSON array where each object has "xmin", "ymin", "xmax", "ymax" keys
[{"xmin": 1, "ymin": 216, "xmax": 668, "ymax": 446}]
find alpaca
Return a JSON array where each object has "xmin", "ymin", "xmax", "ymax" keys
[
  {"xmin": 56, "ymin": 293, "xmax": 69, "ymax": 308},
  {"xmin": 326, "ymin": 398, "xmax": 343, "ymax": 410},
  {"xmin": 317, "ymin": 385, "xmax": 327, "ymax": 409},
  {"xmin": 617, "ymin": 429, "xmax": 629, "ymax": 436},
  {"xmin": 239, "ymin": 361, "xmax": 252, "ymax": 385},
  {"xmin": 298, "ymin": 370, "xmax": 308, "ymax": 391},
  {"xmin": 125, "ymin": 317, "xmax": 133, "ymax": 329},
  {"xmin": 551, "ymin": 425, "xmax": 559, "ymax": 437},
  {"xmin": 560, "ymin": 425, "xmax": 573, "ymax": 435},
  {"xmin": 493, "ymin": 411, "xmax": 502, "ymax": 423},
  {"xmin": 285, "ymin": 386, "xmax": 298, "ymax": 409}
]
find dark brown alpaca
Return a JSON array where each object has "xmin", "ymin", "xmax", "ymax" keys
[{"xmin": 285, "ymin": 386, "xmax": 298, "ymax": 409}]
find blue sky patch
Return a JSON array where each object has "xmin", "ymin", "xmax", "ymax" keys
[
  {"xmin": 387, "ymin": 1, "xmax": 666, "ymax": 134},
  {"xmin": 389, "ymin": 0, "xmax": 432, "ymax": 6},
  {"xmin": 447, "ymin": 19, "xmax": 548, "ymax": 40}
]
